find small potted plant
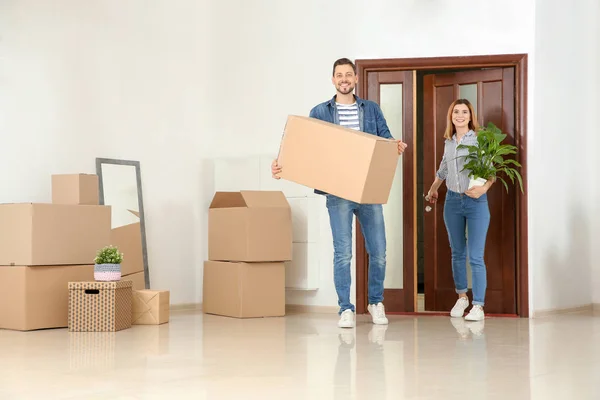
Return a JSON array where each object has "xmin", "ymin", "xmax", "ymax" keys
[
  {"xmin": 457, "ymin": 122, "xmax": 524, "ymax": 193},
  {"xmin": 94, "ymin": 245, "xmax": 124, "ymax": 281}
]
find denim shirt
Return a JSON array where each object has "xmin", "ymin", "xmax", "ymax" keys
[
  {"xmin": 309, "ymin": 95, "xmax": 394, "ymax": 139},
  {"xmin": 308, "ymin": 95, "xmax": 394, "ymax": 196}
]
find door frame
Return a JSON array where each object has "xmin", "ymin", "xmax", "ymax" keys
[{"xmin": 354, "ymin": 54, "xmax": 529, "ymax": 317}]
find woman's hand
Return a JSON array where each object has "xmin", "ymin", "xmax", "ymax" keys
[
  {"xmin": 465, "ymin": 179, "xmax": 493, "ymax": 199},
  {"xmin": 426, "ymin": 188, "xmax": 438, "ymax": 203},
  {"xmin": 465, "ymin": 185, "xmax": 487, "ymax": 199}
]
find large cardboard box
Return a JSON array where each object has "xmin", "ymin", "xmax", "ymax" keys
[
  {"xmin": 68, "ymin": 280, "xmax": 133, "ymax": 332},
  {"xmin": 277, "ymin": 115, "xmax": 399, "ymax": 204},
  {"xmin": 133, "ymin": 290, "xmax": 170, "ymax": 325},
  {"xmin": 208, "ymin": 191, "xmax": 292, "ymax": 262},
  {"xmin": 0, "ymin": 204, "xmax": 111, "ymax": 266},
  {"xmin": 111, "ymin": 221, "xmax": 144, "ymax": 276},
  {"xmin": 203, "ymin": 261, "xmax": 285, "ymax": 318},
  {"xmin": 52, "ymin": 174, "xmax": 99, "ymax": 205},
  {"xmin": 0, "ymin": 264, "xmax": 94, "ymax": 331},
  {"xmin": 123, "ymin": 271, "xmax": 146, "ymax": 290}
]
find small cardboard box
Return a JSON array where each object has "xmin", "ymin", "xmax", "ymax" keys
[
  {"xmin": 52, "ymin": 174, "xmax": 99, "ymax": 205},
  {"xmin": 111, "ymin": 221, "xmax": 144, "ymax": 276},
  {"xmin": 0, "ymin": 264, "xmax": 94, "ymax": 331},
  {"xmin": 203, "ymin": 261, "xmax": 285, "ymax": 318},
  {"xmin": 133, "ymin": 290, "xmax": 170, "ymax": 325},
  {"xmin": 68, "ymin": 280, "xmax": 133, "ymax": 332},
  {"xmin": 208, "ymin": 191, "xmax": 292, "ymax": 262},
  {"xmin": 277, "ymin": 115, "xmax": 399, "ymax": 204},
  {"xmin": 0, "ymin": 203, "xmax": 111, "ymax": 266}
]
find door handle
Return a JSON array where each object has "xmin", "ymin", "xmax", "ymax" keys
[{"xmin": 424, "ymin": 194, "xmax": 433, "ymax": 212}]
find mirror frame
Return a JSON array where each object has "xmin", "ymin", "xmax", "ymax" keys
[{"xmin": 95, "ymin": 157, "xmax": 149, "ymax": 289}]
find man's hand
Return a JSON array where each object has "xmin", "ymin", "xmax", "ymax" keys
[
  {"xmin": 271, "ymin": 159, "xmax": 282, "ymax": 180},
  {"xmin": 397, "ymin": 140, "xmax": 408, "ymax": 155}
]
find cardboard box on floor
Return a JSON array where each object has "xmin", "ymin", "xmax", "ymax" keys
[
  {"xmin": 133, "ymin": 290, "xmax": 170, "ymax": 325},
  {"xmin": 0, "ymin": 264, "xmax": 94, "ymax": 331},
  {"xmin": 0, "ymin": 204, "xmax": 111, "ymax": 266},
  {"xmin": 203, "ymin": 261, "xmax": 285, "ymax": 318},
  {"xmin": 208, "ymin": 191, "xmax": 292, "ymax": 262},
  {"xmin": 277, "ymin": 115, "xmax": 399, "ymax": 204},
  {"xmin": 52, "ymin": 174, "xmax": 99, "ymax": 205},
  {"xmin": 68, "ymin": 280, "xmax": 133, "ymax": 332}
]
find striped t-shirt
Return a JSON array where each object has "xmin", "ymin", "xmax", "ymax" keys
[{"xmin": 336, "ymin": 103, "xmax": 360, "ymax": 130}]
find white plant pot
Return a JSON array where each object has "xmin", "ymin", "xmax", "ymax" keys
[{"xmin": 468, "ymin": 177, "xmax": 487, "ymax": 190}]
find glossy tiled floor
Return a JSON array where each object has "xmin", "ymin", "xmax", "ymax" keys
[{"xmin": 0, "ymin": 309, "xmax": 598, "ymax": 399}]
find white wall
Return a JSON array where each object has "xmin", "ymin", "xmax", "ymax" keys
[
  {"xmin": 0, "ymin": 1, "xmax": 102, "ymax": 203},
  {"xmin": 1, "ymin": 0, "xmax": 216, "ymax": 305},
  {"xmin": 531, "ymin": 0, "xmax": 599, "ymax": 313},
  {"xmin": 594, "ymin": 4, "xmax": 600, "ymax": 306}
]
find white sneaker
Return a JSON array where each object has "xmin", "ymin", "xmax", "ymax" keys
[
  {"xmin": 367, "ymin": 302, "xmax": 389, "ymax": 325},
  {"xmin": 338, "ymin": 309, "xmax": 355, "ymax": 328},
  {"xmin": 450, "ymin": 297, "xmax": 469, "ymax": 318},
  {"xmin": 465, "ymin": 305, "xmax": 485, "ymax": 321}
]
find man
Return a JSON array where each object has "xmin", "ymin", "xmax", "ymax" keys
[{"xmin": 271, "ymin": 58, "xmax": 407, "ymax": 328}]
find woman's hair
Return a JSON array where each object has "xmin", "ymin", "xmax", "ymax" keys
[{"xmin": 444, "ymin": 99, "xmax": 479, "ymax": 140}]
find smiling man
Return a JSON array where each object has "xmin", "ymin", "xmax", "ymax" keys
[{"xmin": 272, "ymin": 58, "xmax": 407, "ymax": 328}]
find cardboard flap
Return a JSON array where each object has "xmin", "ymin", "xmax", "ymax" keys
[
  {"xmin": 209, "ymin": 192, "xmax": 247, "ymax": 209},
  {"xmin": 127, "ymin": 209, "xmax": 140, "ymax": 218},
  {"xmin": 240, "ymin": 191, "xmax": 289, "ymax": 208}
]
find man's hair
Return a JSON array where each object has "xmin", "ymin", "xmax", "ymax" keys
[{"xmin": 332, "ymin": 58, "xmax": 356, "ymax": 76}]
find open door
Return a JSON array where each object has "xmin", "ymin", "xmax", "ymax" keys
[
  {"xmin": 423, "ymin": 68, "xmax": 517, "ymax": 315},
  {"xmin": 356, "ymin": 70, "xmax": 415, "ymax": 313}
]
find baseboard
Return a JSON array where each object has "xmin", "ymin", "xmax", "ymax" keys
[
  {"xmin": 594, "ymin": 304, "xmax": 600, "ymax": 312},
  {"xmin": 533, "ymin": 304, "xmax": 594, "ymax": 318},
  {"xmin": 170, "ymin": 303, "xmax": 202, "ymax": 311},
  {"xmin": 168, "ymin": 304, "xmax": 339, "ymax": 314},
  {"xmin": 286, "ymin": 304, "xmax": 338, "ymax": 314}
]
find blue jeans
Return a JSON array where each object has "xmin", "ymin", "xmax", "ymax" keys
[
  {"xmin": 443, "ymin": 191, "xmax": 490, "ymax": 306},
  {"xmin": 326, "ymin": 195, "xmax": 386, "ymax": 314}
]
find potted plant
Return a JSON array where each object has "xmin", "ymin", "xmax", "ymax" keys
[
  {"xmin": 457, "ymin": 122, "xmax": 524, "ymax": 193},
  {"xmin": 94, "ymin": 245, "xmax": 124, "ymax": 282}
]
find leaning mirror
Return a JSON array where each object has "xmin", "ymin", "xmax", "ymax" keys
[{"xmin": 96, "ymin": 158, "xmax": 149, "ymax": 289}]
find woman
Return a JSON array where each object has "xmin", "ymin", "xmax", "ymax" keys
[{"xmin": 426, "ymin": 99, "xmax": 493, "ymax": 322}]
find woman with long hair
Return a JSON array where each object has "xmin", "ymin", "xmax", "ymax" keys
[{"xmin": 426, "ymin": 99, "xmax": 493, "ymax": 321}]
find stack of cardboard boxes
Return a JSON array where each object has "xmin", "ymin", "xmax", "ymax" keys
[
  {"xmin": 0, "ymin": 174, "xmax": 111, "ymax": 331},
  {"xmin": 203, "ymin": 190, "xmax": 292, "ymax": 318}
]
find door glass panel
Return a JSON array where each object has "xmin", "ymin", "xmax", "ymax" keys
[
  {"xmin": 459, "ymin": 84, "xmax": 478, "ymax": 116},
  {"xmin": 379, "ymin": 84, "xmax": 403, "ymax": 289}
]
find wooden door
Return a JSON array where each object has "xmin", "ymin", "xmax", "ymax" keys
[
  {"xmin": 423, "ymin": 68, "xmax": 517, "ymax": 315},
  {"xmin": 356, "ymin": 70, "xmax": 415, "ymax": 313}
]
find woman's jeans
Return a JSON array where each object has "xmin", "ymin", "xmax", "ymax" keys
[
  {"xmin": 443, "ymin": 191, "xmax": 490, "ymax": 306},
  {"xmin": 326, "ymin": 195, "xmax": 386, "ymax": 314}
]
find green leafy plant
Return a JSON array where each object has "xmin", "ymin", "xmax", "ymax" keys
[
  {"xmin": 94, "ymin": 245, "xmax": 124, "ymax": 265},
  {"xmin": 456, "ymin": 122, "xmax": 524, "ymax": 193}
]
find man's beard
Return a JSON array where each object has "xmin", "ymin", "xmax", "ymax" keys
[{"xmin": 337, "ymin": 85, "xmax": 354, "ymax": 95}]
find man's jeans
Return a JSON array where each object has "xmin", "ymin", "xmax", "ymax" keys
[
  {"xmin": 326, "ymin": 195, "xmax": 386, "ymax": 314},
  {"xmin": 443, "ymin": 191, "xmax": 490, "ymax": 306}
]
